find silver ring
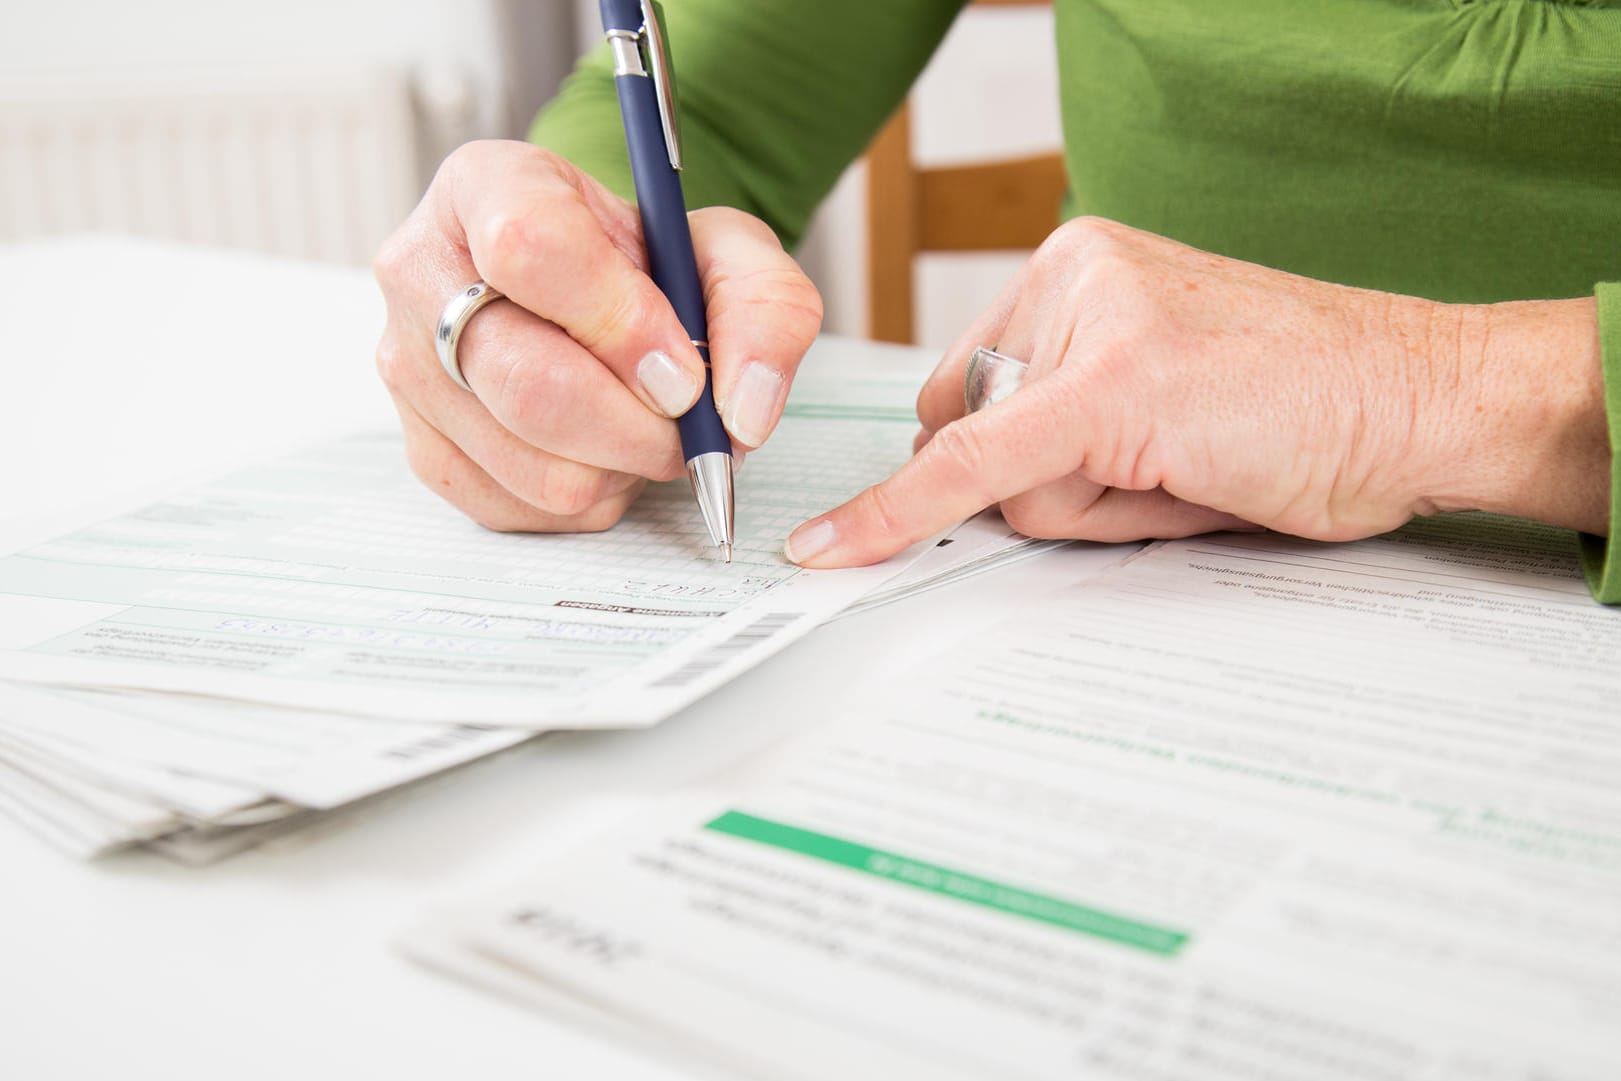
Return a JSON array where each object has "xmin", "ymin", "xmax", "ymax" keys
[
  {"xmin": 434, "ymin": 281, "xmax": 504, "ymax": 393},
  {"xmin": 965, "ymin": 347, "xmax": 1029, "ymax": 413}
]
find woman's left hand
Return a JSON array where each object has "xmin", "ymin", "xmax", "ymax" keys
[{"xmin": 785, "ymin": 217, "xmax": 1608, "ymax": 567}]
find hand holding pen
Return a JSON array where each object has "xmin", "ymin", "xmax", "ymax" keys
[
  {"xmin": 371, "ymin": 18, "xmax": 821, "ymax": 545},
  {"xmin": 600, "ymin": 0, "xmax": 736, "ymax": 559}
]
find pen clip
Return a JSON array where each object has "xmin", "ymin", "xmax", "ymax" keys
[{"xmin": 639, "ymin": 0, "xmax": 683, "ymax": 172}]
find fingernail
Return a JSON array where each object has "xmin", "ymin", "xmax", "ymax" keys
[
  {"xmin": 784, "ymin": 519, "xmax": 836, "ymax": 564},
  {"xmin": 725, "ymin": 361, "xmax": 786, "ymax": 447},
  {"xmin": 638, "ymin": 350, "xmax": 701, "ymax": 417}
]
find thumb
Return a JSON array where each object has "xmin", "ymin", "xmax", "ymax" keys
[{"xmin": 691, "ymin": 207, "xmax": 824, "ymax": 450}]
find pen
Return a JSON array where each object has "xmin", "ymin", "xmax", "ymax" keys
[{"xmin": 600, "ymin": 0, "xmax": 735, "ymax": 563}]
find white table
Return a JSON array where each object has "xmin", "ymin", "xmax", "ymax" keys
[{"xmin": 0, "ymin": 238, "xmax": 1125, "ymax": 1080}]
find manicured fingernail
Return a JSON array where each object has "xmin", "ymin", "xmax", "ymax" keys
[
  {"xmin": 784, "ymin": 519, "xmax": 836, "ymax": 564},
  {"xmin": 638, "ymin": 350, "xmax": 700, "ymax": 417},
  {"xmin": 724, "ymin": 362, "xmax": 786, "ymax": 447}
]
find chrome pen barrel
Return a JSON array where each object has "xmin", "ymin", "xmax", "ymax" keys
[{"xmin": 686, "ymin": 451, "xmax": 736, "ymax": 561}]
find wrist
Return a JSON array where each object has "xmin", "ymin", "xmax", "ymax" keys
[{"xmin": 1423, "ymin": 296, "xmax": 1610, "ymax": 534}]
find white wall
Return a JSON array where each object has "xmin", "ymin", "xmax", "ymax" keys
[
  {"xmin": 4, "ymin": 1, "xmax": 1056, "ymax": 344},
  {"xmin": 4, "ymin": 0, "xmax": 577, "ymax": 204}
]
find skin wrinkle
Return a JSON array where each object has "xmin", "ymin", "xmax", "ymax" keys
[
  {"xmin": 689, "ymin": 208, "xmax": 822, "ymax": 420},
  {"xmin": 853, "ymin": 481, "xmax": 911, "ymax": 548},
  {"xmin": 1314, "ymin": 291, "xmax": 1395, "ymax": 535},
  {"xmin": 398, "ymin": 399, "xmax": 540, "ymax": 532},
  {"xmin": 1320, "ymin": 298, "xmax": 1387, "ymax": 536},
  {"xmin": 704, "ymin": 267, "xmax": 822, "ymax": 338},
  {"xmin": 1414, "ymin": 299, "xmax": 1487, "ymax": 518},
  {"xmin": 1126, "ymin": 412, "xmax": 1170, "ymax": 495},
  {"xmin": 479, "ymin": 164, "xmax": 694, "ymax": 383},
  {"xmin": 558, "ymin": 157, "xmax": 651, "ymax": 271},
  {"xmin": 379, "ymin": 140, "xmax": 796, "ymax": 533},
  {"xmin": 787, "ymin": 214, "xmax": 1611, "ymax": 569},
  {"xmin": 368, "ymin": 6, "xmax": 1621, "ymax": 582},
  {"xmin": 466, "ymin": 307, "xmax": 681, "ymax": 479},
  {"xmin": 1468, "ymin": 297, "xmax": 1610, "ymax": 536},
  {"xmin": 1409, "ymin": 297, "xmax": 1474, "ymax": 517},
  {"xmin": 376, "ymin": 127, "xmax": 1614, "ymax": 568}
]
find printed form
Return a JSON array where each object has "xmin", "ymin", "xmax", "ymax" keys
[
  {"xmin": 0, "ymin": 375, "xmax": 929, "ymax": 726},
  {"xmin": 411, "ymin": 515, "xmax": 1621, "ymax": 1081}
]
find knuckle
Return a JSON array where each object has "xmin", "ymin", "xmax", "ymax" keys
[
  {"xmin": 1067, "ymin": 215, "xmax": 1130, "ymax": 249},
  {"xmin": 582, "ymin": 285, "xmax": 653, "ymax": 354},
  {"xmin": 647, "ymin": 441, "xmax": 687, "ymax": 482},
  {"xmin": 1034, "ymin": 215, "xmax": 1126, "ymax": 277},
  {"xmin": 690, "ymin": 204, "xmax": 761, "ymax": 237},
  {"xmin": 715, "ymin": 267, "xmax": 823, "ymax": 343},
  {"xmin": 1027, "ymin": 237, "xmax": 1071, "ymax": 280},
  {"xmin": 689, "ymin": 206, "xmax": 790, "ymax": 259},
  {"xmin": 435, "ymin": 141, "xmax": 498, "ymax": 201},
  {"xmin": 525, "ymin": 145, "xmax": 573, "ymax": 180},
  {"xmin": 374, "ymin": 335, "xmax": 414, "ymax": 395},
  {"xmin": 444, "ymin": 139, "xmax": 536, "ymax": 185},
  {"xmin": 466, "ymin": 502, "xmax": 533, "ymax": 534},
  {"xmin": 549, "ymin": 475, "xmax": 610, "ymax": 519},
  {"xmin": 496, "ymin": 351, "xmax": 581, "ymax": 437},
  {"xmin": 477, "ymin": 211, "xmax": 543, "ymax": 278},
  {"xmin": 371, "ymin": 226, "xmax": 414, "ymax": 287},
  {"xmin": 857, "ymin": 482, "xmax": 909, "ymax": 540},
  {"xmin": 926, "ymin": 420, "xmax": 991, "ymax": 487},
  {"xmin": 528, "ymin": 459, "xmax": 613, "ymax": 518},
  {"xmin": 531, "ymin": 348, "xmax": 590, "ymax": 405},
  {"xmin": 443, "ymin": 139, "xmax": 496, "ymax": 175},
  {"xmin": 571, "ymin": 489, "xmax": 637, "ymax": 533},
  {"xmin": 771, "ymin": 269, "xmax": 825, "ymax": 335},
  {"xmin": 403, "ymin": 435, "xmax": 456, "ymax": 494},
  {"xmin": 999, "ymin": 495, "xmax": 1059, "ymax": 540}
]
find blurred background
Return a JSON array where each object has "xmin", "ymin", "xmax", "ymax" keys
[{"xmin": 1, "ymin": 0, "xmax": 1059, "ymax": 346}]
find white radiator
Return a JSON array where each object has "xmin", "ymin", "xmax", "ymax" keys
[{"xmin": 0, "ymin": 66, "xmax": 457, "ymax": 266}]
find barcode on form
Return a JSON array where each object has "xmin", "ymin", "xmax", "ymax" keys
[{"xmin": 649, "ymin": 611, "xmax": 803, "ymax": 688}]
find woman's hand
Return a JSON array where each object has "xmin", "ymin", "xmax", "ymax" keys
[
  {"xmin": 374, "ymin": 140, "xmax": 822, "ymax": 531},
  {"xmin": 786, "ymin": 217, "xmax": 1609, "ymax": 566}
]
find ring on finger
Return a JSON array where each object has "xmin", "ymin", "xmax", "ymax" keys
[
  {"xmin": 964, "ymin": 346, "xmax": 1030, "ymax": 413},
  {"xmin": 435, "ymin": 280, "xmax": 504, "ymax": 393}
]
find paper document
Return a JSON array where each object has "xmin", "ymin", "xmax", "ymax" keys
[
  {"xmin": 0, "ymin": 377, "xmax": 927, "ymax": 725},
  {"xmin": 411, "ymin": 515, "xmax": 1621, "ymax": 1081},
  {"xmin": 839, "ymin": 509, "xmax": 1069, "ymax": 618},
  {"xmin": 1, "ymin": 352, "xmax": 1066, "ymax": 861}
]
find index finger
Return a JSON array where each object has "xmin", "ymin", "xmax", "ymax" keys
[
  {"xmin": 447, "ymin": 145, "xmax": 707, "ymax": 421},
  {"xmin": 784, "ymin": 376, "xmax": 1085, "ymax": 568}
]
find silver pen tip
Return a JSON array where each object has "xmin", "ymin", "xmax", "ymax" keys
[{"xmin": 720, "ymin": 543, "xmax": 733, "ymax": 564}]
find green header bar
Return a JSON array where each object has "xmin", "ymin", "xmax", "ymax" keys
[{"xmin": 704, "ymin": 811, "xmax": 1189, "ymax": 956}]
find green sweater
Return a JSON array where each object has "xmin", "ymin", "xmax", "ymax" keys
[{"xmin": 531, "ymin": 0, "xmax": 1621, "ymax": 601}]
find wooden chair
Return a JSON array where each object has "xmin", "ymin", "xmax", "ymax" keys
[{"xmin": 865, "ymin": 0, "xmax": 1064, "ymax": 344}]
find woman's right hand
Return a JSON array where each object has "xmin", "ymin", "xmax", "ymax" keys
[{"xmin": 373, "ymin": 140, "xmax": 823, "ymax": 532}]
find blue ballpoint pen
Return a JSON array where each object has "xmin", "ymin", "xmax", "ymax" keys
[{"xmin": 600, "ymin": 0, "xmax": 735, "ymax": 563}]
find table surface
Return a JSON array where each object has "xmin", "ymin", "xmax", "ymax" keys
[{"xmin": 0, "ymin": 237, "xmax": 1129, "ymax": 1081}]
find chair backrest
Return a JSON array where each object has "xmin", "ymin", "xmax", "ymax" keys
[{"xmin": 865, "ymin": 0, "xmax": 1063, "ymax": 344}]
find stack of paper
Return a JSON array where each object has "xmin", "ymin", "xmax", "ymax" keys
[
  {"xmin": 0, "ymin": 372, "xmax": 1040, "ymax": 862},
  {"xmin": 409, "ymin": 515, "xmax": 1621, "ymax": 1081}
]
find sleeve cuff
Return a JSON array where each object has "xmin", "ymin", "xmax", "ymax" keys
[{"xmin": 1578, "ymin": 281, "xmax": 1621, "ymax": 602}]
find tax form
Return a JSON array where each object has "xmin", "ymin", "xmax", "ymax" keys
[
  {"xmin": 410, "ymin": 515, "xmax": 1621, "ymax": 1081},
  {"xmin": 0, "ymin": 375, "xmax": 928, "ymax": 726}
]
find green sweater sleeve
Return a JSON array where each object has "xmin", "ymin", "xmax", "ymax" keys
[
  {"xmin": 528, "ymin": 0, "xmax": 966, "ymax": 250},
  {"xmin": 1580, "ymin": 283, "xmax": 1621, "ymax": 603}
]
